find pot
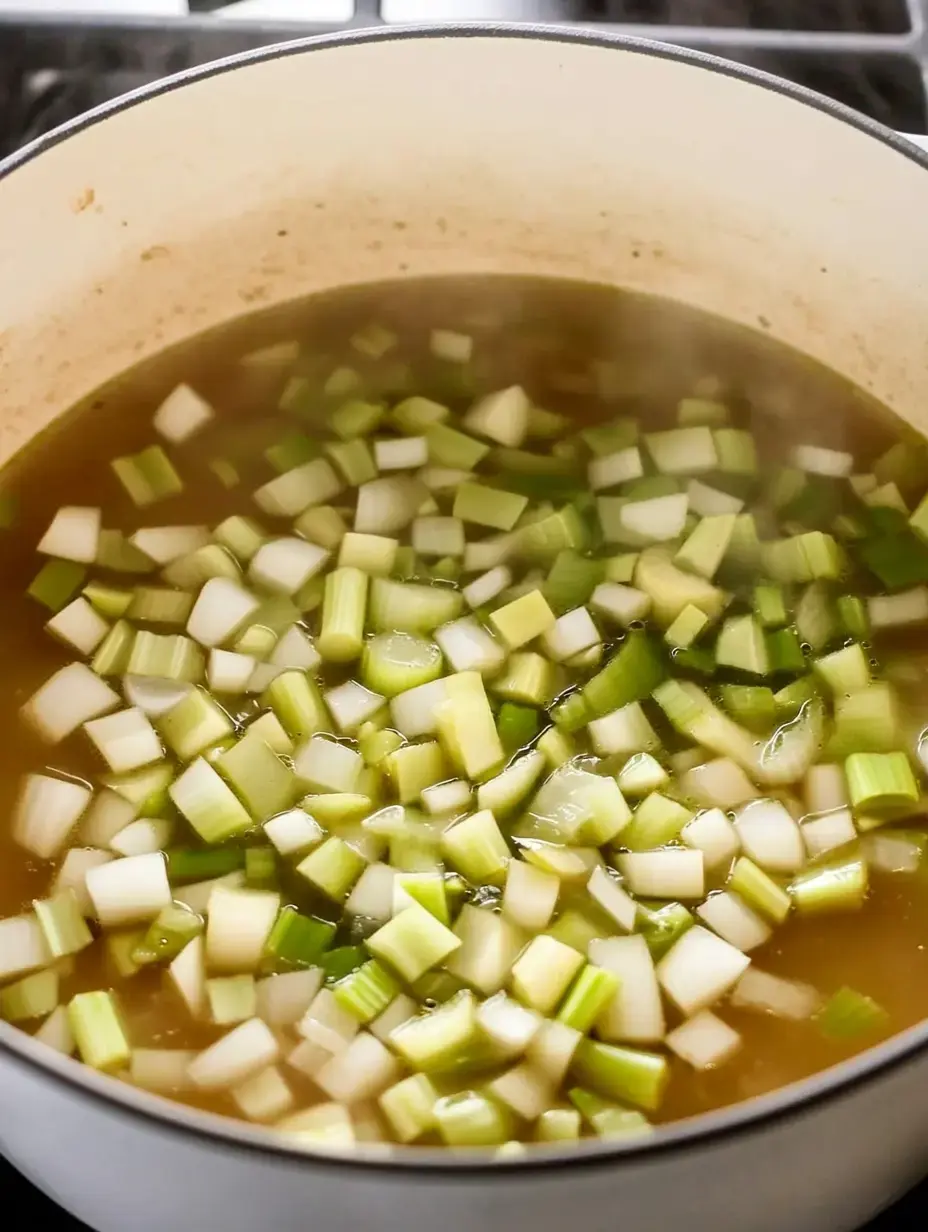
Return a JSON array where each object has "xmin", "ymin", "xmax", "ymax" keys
[{"xmin": 1, "ymin": 23, "xmax": 928, "ymax": 1232}]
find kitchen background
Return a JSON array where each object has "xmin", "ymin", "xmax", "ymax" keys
[{"xmin": 0, "ymin": 0, "xmax": 926, "ymax": 1226}]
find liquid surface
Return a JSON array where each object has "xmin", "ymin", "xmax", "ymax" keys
[{"xmin": 1, "ymin": 274, "xmax": 928, "ymax": 1148}]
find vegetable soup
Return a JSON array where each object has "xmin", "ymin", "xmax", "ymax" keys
[{"xmin": 2, "ymin": 275, "xmax": 928, "ymax": 1151}]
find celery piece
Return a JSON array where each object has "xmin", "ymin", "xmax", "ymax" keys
[
  {"xmin": 90, "ymin": 620, "xmax": 136, "ymax": 678},
  {"xmin": 581, "ymin": 417, "xmax": 638, "ymax": 456},
  {"xmin": 497, "ymin": 703, "xmax": 541, "ymax": 753},
  {"xmin": 379, "ymin": 1073, "xmax": 440, "ymax": 1143},
  {"xmin": 453, "ymin": 482, "xmax": 528, "ymax": 532},
  {"xmin": 634, "ymin": 546, "xmax": 727, "ymax": 628},
  {"xmin": 537, "ymin": 727, "xmax": 576, "ymax": 768},
  {"xmin": 247, "ymin": 711, "xmax": 294, "ymax": 756},
  {"xmin": 818, "ymin": 986, "xmax": 888, "ymax": 1040},
  {"xmin": 166, "ymin": 847, "xmax": 245, "ymax": 884},
  {"xmin": 391, "ymin": 396, "xmax": 450, "ymax": 434},
  {"xmin": 68, "ymin": 991, "xmax": 130, "ymax": 1072},
  {"xmin": 33, "ymin": 890, "xmax": 93, "ymax": 958},
  {"xmin": 510, "ymin": 935, "xmax": 584, "ymax": 1014},
  {"xmin": 385, "ymin": 741, "xmax": 447, "ymax": 805},
  {"xmin": 753, "ymin": 583, "xmax": 788, "ymax": 629},
  {"xmin": 637, "ymin": 901, "xmax": 694, "ymax": 960},
  {"xmin": 548, "ymin": 907, "xmax": 610, "ymax": 955},
  {"xmin": 435, "ymin": 1091, "xmax": 513, "ymax": 1148},
  {"xmin": 396, "ymin": 873, "xmax": 450, "ymax": 925},
  {"xmin": 264, "ymin": 669, "xmax": 329, "ymax": 740},
  {"xmin": 492, "ymin": 653, "xmax": 554, "ymax": 707},
  {"xmin": 551, "ymin": 690, "xmax": 590, "ymax": 733},
  {"xmin": 295, "ymin": 505, "xmax": 347, "ymax": 552},
  {"xmin": 618, "ymin": 752, "xmax": 669, "ymax": 796},
  {"xmin": 362, "ymin": 631, "xmax": 442, "ymax": 698},
  {"xmin": 543, "ymin": 550, "xmax": 605, "ymax": 615},
  {"xmin": 317, "ymin": 567, "xmax": 368, "ymax": 663},
  {"xmin": 716, "ymin": 615, "xmax": 769, "ymax": 676},
  {"xmin": 112, "ymin": 445, "xmax": 182, "ymax": 507},
  {"xmin": 775, "ymin": 677, "xmax": 816, "ymax": 725},
  {"xmin": 728, "ymin": 857, "xmax": 792, "ymax": 924},
  {"xmin": 360, "ymin": 727, "xmax": 405, "ymax": 767},
  {"xmin": 621, "ymin": 792, "xmax": 693, "ymax": 852},
  {"xmin": 104, "ymin": 762, "xmax": 174, "ymax": 818},
  {"xmin": 674, "ymin": 513, "xmax": 737, "ymax": 580},
  {"xmin": 489, "ymin": 590, "xmax": 555, "ymax": 650},
  {"xmin": 263, "ymin": 431, "xmax": 318, "ymax": 475},
  {"xmin": 97, "ymin": 530, "xmax": 156, "ymax": 574},
  {"xmin": 209, "ymin": 460, "xmax": 239, "ymax": 487},
  {"xmin": 837, "ymin": 594, "xmax": 869, "ymax": 641},
  {"xmin": 441, "ymin": 809, "xmax": 510, "ymax": 885},
  {"xmin": 296, "ymin": 837, "xmax": 367, "ymax": 901},
  {"xmin": 217, "ymin": 733, "xmax": 296, "ymax": 821},
  {"xmin": 767, "ymin": 629, "xmax": 807, "ymax": 676},
  {"xmin": 535, "ymin": 1107, "xmax": 582, "ymax": 1143},
  {"xmin": 131, "ymin": 903, "xmax": 203, "ymax": 966},
  {"xmin": 169, "ymin": 757, "xmax": 252, "ymax": 843},
  {"xmin": 126, "ymin": 631, "xmax": 204, "ymax": 682},
  {"xmin": 478, "ymin": 751, "xmax": 547, "ymax": 823},
  {"xmin": 367, "ymin": 903, "xmax": 460, "ymax": 983},
  {"xmin": 569, "ymin": 1088, "xmax": 652, "ymax": 1139},
  {"xmin": 321, "ymin": 945, "xmax": 367, "ymax": 982},
  {"xmin": 436, "ymin": 671, "xmax": 504, "ymax": 780},
  {"xmin": 664, "ymin": 604, "xmax": 709, "ymax": 649},
  {"xmin": 245, "ymin": 845, "xmax": 278, "ymax": 889},
  {"xmin": 370, "ymin": 578, "xmax": 463, "ymax": 634},
  {"xmin": 214, "ymin": 515, "xmax": 267, "ymax": 564},
  {"xmin": 163, "ymin": 544, "xmax": 239, "ymax": 590},
  {"xmin": 814, "ymin": 644, "xmax": 870, "ymax": 695},
  {"xmin": 265, "ymin": 908, "xmax": 335, "ymax": 970},
  {"xmin": 338, "ymin": 532, "xmax": 398, "ymax": 577},
  {"xmin": 571, "ymin": 1038, "xmax": 669, "ymax": 1113},
  {"xmin": 333, "ymin": 959, "xmax": 400, "ymax": 1023},
  {"xmin": 557, "ymin": 965, "xmax": 620, "ymax": 1033},
  {"xmin": 28, "ymin": 560, "xmax": 87, "ymax": 612},
  {"xmin": 582, "ymin": 630, "xmax": 666, "ymax": 720},
  {"xmin": 604, "ymin": 553, "xmax": 640, "ymax": 584},
  {"xmin": 326, "ymin": 438, "xmax": 377, "ymax": 487},
  {"xmin": 845, "ymin": 751, "xmax": 918, "ymax": 813},
  {"xmin": 762, "ymin": 532, "xmax": 843, "ymax": 584},
  {"xmin": 127, "ymin": 587, "xmax": 194, "ymax": 627},
  {"xmin": 518, "ymin": 506, "xmax": 590, "ymax": 564},
  {"xmin": 790, "ymin": 856, "xmax": 868, "ymax": 914},
  {"xmin": 207, "ymin": 974, "xmax": 257, "ymax": 1025},
  {"xmin": 713, "ymin": 428, "xmax": 758, "ymax": 475},
  {"xmin": 828, "ymin": 684, "xmax": 900, "ymax": 758},
  {"xmin": 720, "ymin": 684, "xmax": 777, "ymax": 734},
  {"xmin": 81, "ymin": 582, "xmax": 131, "ymax": 623},
  {"xmin": 157, "ymin": 688, "xmax": 234, "ymax": 761},
  {"xmin": 0, "ymin": 969, "xmax": 59, "ymax": 1022},
  {"xmin": 426, "ymin": 422, "xmax": 490, "ymax": 470}
]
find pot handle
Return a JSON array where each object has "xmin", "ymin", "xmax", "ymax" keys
[{"xmin": 899, "ymin": 133, "xmax": 928, "ymax": 154}]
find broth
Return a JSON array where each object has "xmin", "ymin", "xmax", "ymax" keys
[{"xmin": 2, "ymin": 274, "xmax": 928, "ymax": 1149}]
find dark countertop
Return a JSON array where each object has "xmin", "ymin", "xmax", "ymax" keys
[{"xmin": 1, "ymin": 1148, "xmax": 923, "ymax": 1229}]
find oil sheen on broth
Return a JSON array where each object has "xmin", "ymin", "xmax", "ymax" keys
[{"xmin": 1, "ymin": 275, "xmax": 928, "ymax": 1150}]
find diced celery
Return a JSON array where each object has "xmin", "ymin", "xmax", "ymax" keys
[
  {"xmin": 818, "ymin": 986, "xmax": 888, "ymax": 1040},
  {"xmin": 68, "ymin": 991, "xmax": 130, "ymax": 1072}
]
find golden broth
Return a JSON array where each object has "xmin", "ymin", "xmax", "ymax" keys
[{"xmin": 1, "ymin": 275, "xmax": 927, "ymax": 1139}]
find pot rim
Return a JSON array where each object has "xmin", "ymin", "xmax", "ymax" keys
[{"xmin": 2, "ymin": 19, "xmax": 928, "ymax": 1177}]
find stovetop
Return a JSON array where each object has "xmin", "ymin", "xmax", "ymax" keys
[
  {"xmin": 1, "ymin": 1, "xmax": 928, "ymax": 1227},
  {"xmin": 0, "ymin": 0, "xmax": 927, "ymax": 151}
]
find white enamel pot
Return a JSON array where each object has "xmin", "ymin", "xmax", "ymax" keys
[{"xmin": 1, "ymin": 24, "xmax": 928, "ymax": 1232}]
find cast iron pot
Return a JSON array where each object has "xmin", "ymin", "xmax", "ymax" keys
[{"xmin": 1, "ymin": 23, "xmax": 927, "ymax": 1232}]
